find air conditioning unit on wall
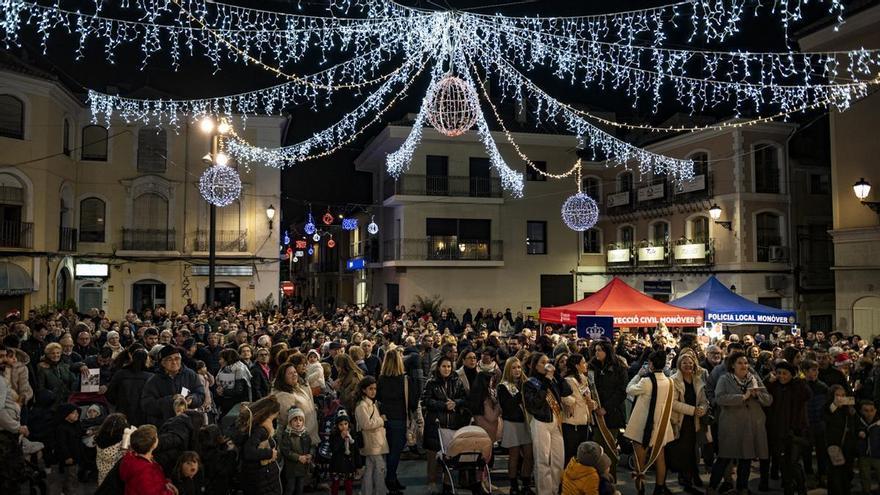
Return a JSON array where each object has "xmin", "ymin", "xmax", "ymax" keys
[
  {"xmin": 769, "ymin": 246, "xmax": 789, "ymax": 263},
  {"xmin": 765, "ymin": 275, "xmax": 787, "ymax": 291}
]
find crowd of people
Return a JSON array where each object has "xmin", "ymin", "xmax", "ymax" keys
[{"xmin": 0, "ymin": 300, "xmax": 877, "ymax": 495}]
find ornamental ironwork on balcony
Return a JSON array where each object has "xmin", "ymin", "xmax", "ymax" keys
[
  {"xmin": 383, "ymin": 175, "xmax": 503, "ymax": 200},
  {"xmin": 59, "ymin": 227, "xmax": 78, "ymax": 252},
  {"xmin": 605, "ymin": 239, "xmax": 715, "ymax": 271},
  {"xmin": 383, "ymin": 237, "xmax": 503, "ymax": 262},
  {"xmin": 122, "ymin": 228, "xmax": 176, "ymax": 251},
  {"xmin": 193, "ymin": 229, "xmax": 248, "ymax": 252},
  {"xmin": 0, "ymin": 220, "xmax": 33, "ymax": 249}
]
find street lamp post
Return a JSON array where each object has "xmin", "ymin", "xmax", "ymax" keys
[{"xmin": 200, "ymin": 116, "xmax": 231, "ymax": 308}]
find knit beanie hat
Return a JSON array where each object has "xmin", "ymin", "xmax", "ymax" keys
[
  {"xmin": 576, "ymin": 441, "xmax": 603, "ymax": 467},
  {"xmin": 335, "ymin": 409, "xmax": 350, "ymax": 425},
  {"xmin": 288, "ymin": 407, "xmax": 305, "ymax": 420}
]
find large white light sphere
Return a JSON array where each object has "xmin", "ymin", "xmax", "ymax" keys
[
  {"xmin": 561, "ymin": 192, "xmax": 599, "ymax": 231},
  {"xmin": 426, "ymin": 75, "xmax": 479, "ymax": 137},
  {"xmin": 199, "ymin": 165, "xmax": 242, "ymax": 207}
]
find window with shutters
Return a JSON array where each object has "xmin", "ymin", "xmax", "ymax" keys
[
  {"xmin": 0, "ymin": 95, "xmax": 24, "ymax": 139},
  {"xmin": 137, "ymin": 128, "xmax": 167, "ymax": 172},
  {"xmin": 526, "ymin": 221, "xmax": 547, "ymax": 254},
  {"xmin": 581, "ymin": 176, "xmax": 601, "ymax": 203},
  {"xmin": 617, "ymin": 171, "xmax": 634, "ymax": 192},
  {"xmin": 583, "ymin": 228, "xmax": 601, "ymax": 254},
  {"xmin": 689, "ymin": 151, "xmax": 709, "ymax": 176},
  {"xmin": 690, "ymin": 216, "xmax": 709, "ymax": 243},
  {"xmin": 81, "ymin": 125, "xmax": 108, "ymax": 161},
  {"xmin": 79, "ymin": 197, "xmax": 106, "ymax": 242},
  {"xmin": 756, "ymin": 212, "xmax": 782, "ymax": 262},
  {"xmin": 754, "ymin": 144, "xmax": 781, "ymax": 193},
  {"xmin": 618, "ymin": 225, "xmax": 634, "ymax": 248}
]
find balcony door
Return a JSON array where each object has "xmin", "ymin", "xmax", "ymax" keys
[
  {"xmin": 425, "ymin": 155, "xmax": 448, "ymax": 196},
  {"xmin": 130, "ymin": 193, "xmax": 170, "ymax": 250},
  {"xmin": 469, "ymin": 157, "xmax": 491, "ymax": 197},
  {"xmin": 132, "ymin": 279, "xmax": 166, "ymax": 314}
]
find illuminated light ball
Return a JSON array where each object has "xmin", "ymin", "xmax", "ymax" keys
[
  {"xmin": 282, "ymin": 231, "xmax": 290, "ymax": 245},
  {"xmin": 327, "ymin": 238, "xmax": 336, "ymax": 248},
  {"xmin": 367, "ymin": 218, "xmax": 379, "ymax": 235},
  {"xmin": 342, "ymin": 218, "xmax": 358, "ymax": 231},
  {"xmin": 293, "ymin": 256, "xmax": 299, "ymax": 263},
  {"xmin": 308, "ymin": 248, "xmax": 314, "ymax": 256},
  {"xmin": 561, "ymin": 192, "xmax": 599, "ymax": 231},
  {"xmin": 322, "ymin": 212, "xmax": 334, "ymax": 225},
  {"xmin": 426, "ymin": 75, "xmax": 479, "ymax": 137},
  {"xmin": 312, "ymin": 233, "xmax": 321, "ymax": 242},
  {"xmin": 304, "ymin": 214, "xmax": 316, "ymax": 235},
  {"xmin": 199, "ymin": 165, "xmax": 241, "ymax": 207}
]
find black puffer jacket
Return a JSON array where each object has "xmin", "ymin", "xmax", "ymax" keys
[
  {"xmin": 239, "ymin": 425, "xmax": 282, "ymax": 495},
  {"xmin": 523, "ymin": 374, "xmax": 572, "ymax": 424},
  {"xmin": 249, "ymin": 362, "xmax": 270, "ymax": 401},
  {"xmin": 589, "ymin": 357, "xmax": 629, "ymax": 429},
  {"xmin": 105, "ymin": 367, "xmax": 153, "ymax": 426},
  {"xmin": 140, "ymin": 367, "xmax": 205, "ymax": 426},
  {"xmin": 154, "ymin": 413, "xmax": 196, "ymax": 474},
  {"xmin": 421, "ymin": 374, "xmax": 470, "ymax": 452}
]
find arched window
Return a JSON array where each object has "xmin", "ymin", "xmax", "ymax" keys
[
  {"xmin": 650, "ymin": 221, "xmax": 670, "ymax": 245},
  {"xmin": 137, "ymin": 128, "xmax": 167, "ymax": 172},
  {"xmin": 79, "ymin": 197, "xmax": 106, "ymax": 242},
  {"xmin": 583, "ymin": 228, "xmax": 602, "ymax": 254},
  {"xmin": 618, "ymin": 225, "xmax": 634, "ymax": 248},
  {"xmin": 617, "ymin": 171, "xmax": 633, "ymax": 192},
  {"xmin": 63, "ymin": 119, "xmax": 71, "ymax": 156},
  {"xmin": 689, "ymin": 216, "xmax": 709, "ymax": 243},
  {"xmin": 754, "ymin": 144, "xmax": 781, "ymax": 193},
  {"xmin": 756, "ymin": 212, "xmax": 782, "ymax": 261},
  {"xmin": 82, "ymin": 125, "xmax": 108, "ymax": 161},
  {"xmin": 0, "ymin": 95, "xmax": 24, "ymax": 139}
]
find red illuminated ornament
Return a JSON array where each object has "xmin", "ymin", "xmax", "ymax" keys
[
  {"xmin": 286, "ymin": 247, "xmax": 293, "ymax": 255},
  {"xmin": 327, "ymin": 238, "xmax": 336, "ymax": 248},
  {"xmin": 294, "ymin": 240, "xmax": 307, "ymax": 250},
  {"xmin": 322, "ymin": 212, "xmax": 334, "ymax": 225}
]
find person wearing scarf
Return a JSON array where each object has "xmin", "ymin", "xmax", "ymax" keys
[
  {"xmin": 523, "ymin": 352, "xmax": 573, "ymax": 495},
  {"xmin": 624, "ymin": 349, "xmax": 676, "ymax": 495},
  {"xmin": 278, "ymin": 407, "xmax": 312, "ymax": 495},
  {"xmin": 708, "ymin": 350, "xmax": 772, "ymax": 494}
]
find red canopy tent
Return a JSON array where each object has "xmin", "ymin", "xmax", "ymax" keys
[{"xmin": 539, "ymin": 278, "xmax": 704, "ymax": 328}]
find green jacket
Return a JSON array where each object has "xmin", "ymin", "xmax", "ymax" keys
[{"xmin": 278, "ymin": 428, "xmax": 312, "ymax": 479}]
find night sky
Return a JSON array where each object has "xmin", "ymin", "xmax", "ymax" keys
[{"xmin": 11, "ymin": 0, "xmax": 865, "ymax": 227}]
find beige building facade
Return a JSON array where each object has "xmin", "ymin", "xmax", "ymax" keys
[
  {"xmin": 801, "ymin": 5, "xmax": 880, "ymax": 336},
  {"xmin": 0, "ymin": 60, "xmax": 285, "ymax": 317}
]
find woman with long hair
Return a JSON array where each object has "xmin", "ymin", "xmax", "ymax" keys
[
  {"xmin": 497, "ymin": 357, "xmax": 534, "ymax": 495},
  {"xmin": 216, "ymin": 348, "xmax": 253, "ymax": 416},
  {"xmin": 272, "ymin": 363, "xmax": 319, "ymax": 444},
  {"xmin": 94, "ymin": 413, "xmax": 132, "ymax": 486},
  {"xmin": 666, "ymin": 349, "xmax": 709, "ymax": 494},
  {"xmin": 523, "ymin": 352, "xmax": 572, "ymax": 495},
  {"xmin": 355, "ymin": 376, "xmax": 388, "ymax": 495},
  {"xmin": 588, "ymin": 339, "xmax": 628, "ymax": 481},
  {"xmin": 333, "ymin": 353, "xmax": 365, "ymax": 414},
  {"xmin": 456, "ymin": 348, "xmax": 479, "ymax": 394},
  {"xmin": 236, "ymin": 395, "xmax": 282, "ymax": 495},
  {"xmin": 421, "ymin": 355, "xmax": 470, "ymax": 495},
  {"xmin": 106, "ymin": 348, "xmax": 153, "ymax": 426},
  {"xmin": 377, "ymin": 348, "xmax": 417, "ymax": 492},
  {"xmin": 561, "ymin": 354, "xmax": 596, "ymax": 468}
]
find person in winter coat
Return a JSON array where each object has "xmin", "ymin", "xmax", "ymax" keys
[
  {"xmin": 55, "ymin": 403, "xmax": 82, "ymax": 495},
  {"xmin": 666, "ymin": 348, "xmax": 709, "ymax": 494},
  {"xmin": 824, "ymin": 384, "xmax": 857, "ymax": 495},
  {"xmin": 171, "ymin": 450, "xmax": 205, "ymax": 495},
  {"xmin": 215, "ymin": 349, "xmax": 253, "ymax": 417},
  {"xmin": 106, "ymin": 348, "xmax": 153, "ymax": 426},
  {"xmin": 328, "ymin": 410, "xmax": 361, "ymax": 495},
  {"xmin": 562, "ymin": 355, "xmax": 597, "ymax": 470},
  {"xmin": 94, "ymin": 413, "xmax": 134, "ymax": 486},
  {"xmin": 857, "ymin": 400, "xmax": 880, "ymax": 495},
  {"xmin": 801, "ymin": 359, "xmax": 829, "ymax": 482},
  {"xmin": 197, "ymin": 425, "xmax": 238, "ymax": 495},
  {"xmin": 588, "ymin": 340, "xmax": 627, "ymax": 481},
  {"xmin": 278, "ymin": 407, "xmax": 312, "ymax": 495},
  {"xmin": 624, "ymin": 349, "xmax": 676, "ymax": 495},
  {"xmin": 523, "ymin": 352, "xmax": 573, "ymax": 495},
  {"xmin": 36, "ymin": 342, "xmax": 79, "ymax": 410},
  {"xmin": 154, "ymin": 397, "xmax": 197, "ymax": 475},
  {"xmin": 236, "ymin": 395, "xmax": 282, "ymax": 495},
  {"xmin": 0, "ymin": 345, "xmax": 29, "ymax": 494},
  {"xmin": 141, "ymin": 346, "xmax": 205, "ymax": 427},
  {"xmin": 421, "ymin": 355, "xmax": 470, "ymax": 494},
  {"xmin": 250, "ymin": 347, "xmax": 271, "ymax": 400},
  {"xmin": 272, "ymin": 363, "xmax": 320, "ymax": 445},
  {"xmin": 1, "ymin": 344, "xmax": 32, "ymax": 405},
  {"xmin": 355, "ymin": 376, "xmax": 388, "ymax": 495},
  {"xmin": 118, "ymin": 424, "xmax": 176, "ymax": 495},
  {"xmin": 708, "ymin": 351, "xmax": 773, "ymax": 494},
  {"xmin": 561, "ymin": 441, "xmax": 603, "ymax": 495},
  {"xmin": 762, "ymin": 359, "xmax": 811, "ymax": 494},
  {"xmin": 376, "ymin": 348, "xmax": 418, "ymax": 492},
  {"xmin": 497, "ymin": 357, "xmax": 534, "ymax": 495}
]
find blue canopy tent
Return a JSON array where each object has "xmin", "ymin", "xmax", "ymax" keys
[{"xmin": 670, "ymin": 276, "xmax": 796, "ymax": 326}]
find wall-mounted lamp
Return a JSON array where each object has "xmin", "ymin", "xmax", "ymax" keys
[
  {"xmin": 853, "ymin": 178, "xmax": 880, "ymax": 213},
  {"xmin": 708, "ymin": 203, "xmax": 733, "ymax": 231},
  {"xmin": 266, "ymin": 204, "xmax": 276, "ymax": 231}
]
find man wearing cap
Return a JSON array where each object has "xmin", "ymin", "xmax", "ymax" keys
[{"xmin": 141, "ymin": 345, "xmax": 204, "ymax": 426}]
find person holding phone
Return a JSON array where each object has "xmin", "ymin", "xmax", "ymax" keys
[{"xmin": 708, "ymin": 351, "xmax": 772, "ymax": 494}]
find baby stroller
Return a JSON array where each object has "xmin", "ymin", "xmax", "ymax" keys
[
  {"xmin": 68, "ymin": 393, "xmax": 110, "ymax": 482},
  {"xmin": 438, "ymin": 425, "xmax": 494, "ymax": 495}
]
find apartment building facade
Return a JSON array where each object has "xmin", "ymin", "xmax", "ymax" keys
[
  {"xmin": 353, "ymin": 120, "xmax": 832, "ymax": 327},
  {"xmin": 0, "ymin": 58, "xmax": 285, "ymax": 317}
]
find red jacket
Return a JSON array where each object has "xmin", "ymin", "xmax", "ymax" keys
[{"xmin": 119, "ymin": 451, "xmax": 175, "ymax": 495}]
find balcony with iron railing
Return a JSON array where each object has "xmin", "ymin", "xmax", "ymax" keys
[
  {"xmin": 193, "ymin": 229, "xmax": 249, "ymax": 252},
  {"xmin": 0, "ymin": 186, "xmax": 24, "ymax": 205},
  {"xmin": 606, "ymin": 172, "xmax": 714, "ymax": 217},
  {"xmin": 383, "ymin": 236, "xmax": 503, "ymax": 263},
  {"xmin": 0, "ymin": 220, "xmax": 33, "ymax": 249},
  {"xmin": 605, "ymin": 238, "xmax": 715, "ymax": 271},
  {"xmin": 122, "ymin": 228, "xmax": 176, "ymax": 251},
  {"xmin": 59, "ymin": 227, "xmax": 77, "ymax": 252},
  {"xmin": 383, "ymin": 175, "xmax": 503, "ymax": 201}
]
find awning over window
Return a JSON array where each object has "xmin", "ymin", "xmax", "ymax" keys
[{"xmin": 0, "ymin": 262, "xmax": 33, "ymax": 296}]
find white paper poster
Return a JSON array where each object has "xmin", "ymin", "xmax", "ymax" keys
[{"xmin": 81, "ymin": 368, "xmax": 100, "ymax": 393}]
